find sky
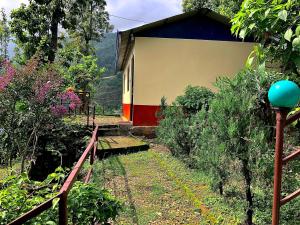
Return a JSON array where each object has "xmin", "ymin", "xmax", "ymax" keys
[{"xmin": 0, "ymin": 0, "xmax": 183, "ymax": 31}]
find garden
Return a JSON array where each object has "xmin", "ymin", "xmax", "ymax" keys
[{"xmin": 1, "ymin": 0, "xmax": 300, "ymax": 225}]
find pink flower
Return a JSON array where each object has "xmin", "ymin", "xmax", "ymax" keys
[
  {"xmin": 51, "ymin": 105, "xmax": 68, "ymax": 117},
  {"xmin": 0, "ymin": 60, "xmax": 15, "ymax": 92},
  {"xmin": 58, "ymin": 91, "xmax": 81, "ymax": 110},
  {"xmin": 35, "ymin": 81, "xmax": 52, "ymax": 103},
  {"xmin": 69, "ymin": 103, "xmax": 76, "ymax": 110}
]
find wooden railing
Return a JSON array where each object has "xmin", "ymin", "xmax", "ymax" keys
[
  {"xmin": 8, "ymin": 125, "xmax": 99, "ymax": 225},
  {"xmin": 272, "ymin": 109, "xmax": 300, "ymax": 225}
]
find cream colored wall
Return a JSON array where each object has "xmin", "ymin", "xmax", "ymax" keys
[
  {"xmin": 133, "ymin": 37, "xmax": 254, "ymax": 105},
  {"xmin": 122, "ymin": 50, "xmax": 134, "ymax": 104}
]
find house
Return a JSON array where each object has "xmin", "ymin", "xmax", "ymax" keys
[{"xmin": 116, "ymin": 9, "xmax": 255, "ymax": 127}]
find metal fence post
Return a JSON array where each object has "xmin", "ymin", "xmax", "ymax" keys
[
  {"xmin": 87, "ymin": 106, "xmax": 90, "ymax": 127},
  {"xmin": 272, "ymin": 108, "xmax": 288, "ymax": 225},
  {"xmin": 90, "ymin": 142, "xmax": 95, "ymax": 165},
  {"xmin": 59, "ymin": 191, "xmax": 68, "ymax": 225},
  {"xmin": 93, "ymin": 106, "xmax": 96, "ymax": 130}
]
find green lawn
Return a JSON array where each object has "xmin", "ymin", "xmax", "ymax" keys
[{"xmin": 91, "ymin": 148, "xmax": 243, "ymax": 225}]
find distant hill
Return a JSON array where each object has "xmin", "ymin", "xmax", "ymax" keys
[{"xmin": 93, "ymin": 33, "xmax": 122, "ymax": 113}]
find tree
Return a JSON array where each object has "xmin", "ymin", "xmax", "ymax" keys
[
  {"xmin": 182, "ymin": 0, "xmax": 214, "ymax": 12},
  {"xmin": 182, "ymin": 0, "xmax": 243, "ymax": 18},
  {"xmin": 10, "ymin": 2, "xmax": 52, "ymax": 62},
  {"xmin": 231, "ymin": 0, "xmax": 300, "ymax": 74},
  {"xmin": 0, "ymin": 9, "xmax": 10, "ymax": 60},
  {"xmin": 67, "ymin": 0, "xmax": 111, "ymax": 55},
  {"xmin": 68, "ymin": 55, "xmax": 105, "ymax": 92},
  {"xmin": 10, "ymin": 0, "xmax": 110, "ymax": 62}
]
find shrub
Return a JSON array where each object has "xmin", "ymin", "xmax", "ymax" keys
[
  {"xmin": 0, "ymin": 168, "xmax": 122, "ymax": 225},
  {"xmin": 157, "ymin": 68, "xmax": 300, "ymax": 224},
  {"xmin": 157, "ymin": 86, "xmax": 213, "ymax": 158},
  {"xmin": 68, "ymin": 182, "xmax": 122, "ymax": 224},
  {"xmin": 0, "ymin": 57, "xmax": 82, "ymax": 173},
  {"xmin": 156, "ymin": 106, "xmax": 195, "ymax": 157},
  {"xmin": 176, "ymin": 85, "xmax": 214, "ymax": 115}
]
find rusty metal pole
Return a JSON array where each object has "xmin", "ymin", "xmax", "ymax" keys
[
  {"xmin": 90, "ymin": 142, "xmax": 95, "ymax": 165},
  {"xmin": 59, "ymin": 191, "xmax": 68, "ymax": 225},
  {"xmin": 272, "ymin": 108, "xmax": 288, "ymax": 225},
  {"xmin": 87, "ymin": 106, "xmax": 90, "ymax": 127},
  {"xmin": 93, "ymin": 106, "xmax": 96, "ymax": 130}
]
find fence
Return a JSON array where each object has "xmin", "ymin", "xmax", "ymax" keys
[
  {"xmin": 272, "ymin": 108, "xmax": 300, "ymax": 225},
  {"xmin": 8, "ymin": 125, "xmax": 99, "ymax": 225}
]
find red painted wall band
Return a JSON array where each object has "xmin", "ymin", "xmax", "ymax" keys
[
  {"xmin": 133, "ymin": 105, "xmax": 160, "ymax": 126},
  {"xmin": 123, "ymin": 104, "xmax": 161, "ymax": 126},
  {"xmin": 123, "ymin": 104, "xmax": 131, "ymax": 121}
]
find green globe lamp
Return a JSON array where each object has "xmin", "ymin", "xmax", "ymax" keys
[{"xmin": 268, "ymin": 80, "xmax": 300, "ymax": 108}]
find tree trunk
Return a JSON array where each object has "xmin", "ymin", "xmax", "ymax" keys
[
  {"xmin": 21, "ymin": 154, "xmax": 26, "ymax": 173},
  {"xmin": 48, "ymin": 2, "xmax": 61, "ymax": 62},
  {"xmin": 241, "ymin": 159, "xmax": 253, "ymax": 225},
  {"xmin": 218, "ymin": 181, "xmax": 224, "ymax": 196}
]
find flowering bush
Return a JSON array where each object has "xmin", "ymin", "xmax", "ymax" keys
[
  {"xmin": 0, "ymin": 60, "xmax": 15, "ymax": 91},
  {"xmin": 0, "ymin": 57, "xmax": 81, "ymax": 171}
]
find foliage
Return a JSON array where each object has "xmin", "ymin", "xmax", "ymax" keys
[
  {"xmin": 157, "ymin": 107, "xmax": 195, "ymax": 157},
  {"xmin": 10, "ymin": 0, "xmax": 110, "ymax": 62},
  {"xmin": 28, "ymin": 123, "xmax": 90, "ymax": 181},
  {"xmin": 231, "ymin": 0, "xmax": 300, "ymax": 74},
  {"xmin": 0, "ymin": 168, "xmax": 122, "ymax": 224},
  {"xmin": 182, "ymin": 0, "xmax": 243, "ymax": 18},
  {"xmin": 94, "ymin": 33, "xmax": 122, "ymax": 113},
  {"xmin": 10, "ymin": 2, "xmax": 52, "ymax": 62},
  {"xmin": 157, "ymin": 68, "xmax": 300, "ymax": 224},
  {"xmin": 67, "ymin": 0, "xmax": 111, "ymax": 55},
  {"xmin": 157, "ymin": 86, "xmax": 213, "ymax": 157},
  {"xmin": 67, "ymin": 55, "xmax": 104, "ymax": 92},
  {"xmin": 176, "ymin": 85, "xmax": 214, "ymax": 115},
  {"xmin": 0, "ymin": 167, "xmax": 65, "ymax": 224},
  {"xmin": 68, "ymin": 182, "xmax": 122, "ymax": 224},
  {"xmin": 0, "ymin": 9, "xmax": 10, "ymax": 60},
  {"xmin": 0, "ymin": 58, "xmax": 81, "ymax": 172},
  {"xmin": 206, "ymin": 69, "xmax": 281, "ymax": 224}
]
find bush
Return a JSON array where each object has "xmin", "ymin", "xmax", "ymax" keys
[
  {"xmin": 176, "ymin": 85, "xmax": 214, "ymax": 115},
  {"xmin": 0, "ymin": 58, "xmax": 82, "ymax": 173},
  {"xmin": 0, "ymin": 168, "xmax": 122, "ymax": 225},
  {"xmin": 157, "ymin": 106, "xmax": 195, "ymax": 157},
  {"xmin": 157, "ymin": 86, "xmax": 213, "ymax": 158},
  {"xmin": 68, "ymin": 182, "xmax": 122, "ymax": 224},
  {"xmin": 157, "ymin": 69, "xmax": 300, "ymax": 224}
]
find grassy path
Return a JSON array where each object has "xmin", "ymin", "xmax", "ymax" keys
[{"xmin": 91, "ymin": 148, "xmax": 242, "ymax": 225}]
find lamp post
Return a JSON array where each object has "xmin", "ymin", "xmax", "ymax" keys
[{"xmin": 268, "ymin": 80, "xmax": 300, "ymax": 225}]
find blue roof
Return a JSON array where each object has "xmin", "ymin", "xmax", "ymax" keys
[{"xmin": 136, "ymin": 13, "xmax": 243, "ymax": 42}]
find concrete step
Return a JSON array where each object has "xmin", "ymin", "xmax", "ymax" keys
[
  {"xmin": 99, "ymin": 124, "xmax": 119, "ymax": 129},
  {"xmin": 98, "ymin": 128, "xmax": 121, "ymax": 136},
  {"xmin": 96, "ymin": 136, "xmax": 149, "ymax": 159}
]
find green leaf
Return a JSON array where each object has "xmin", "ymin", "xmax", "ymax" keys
[
  {"xmin": 265, "ymin": 8, "xmax": 271, "ymax": 18},
  {"xmin": 52, "ymin": 197, "xmax": 60, "ymax": 209},
  {"xmin": 246, "ymin": 56, "xmax": 255, "ymax": 68},
  {"xmin": 249, "ymin": 23, "xmax": 256, "ymax": 30},
  {"xmin": 296, "ymin": 25, "xmax": 300, "ymax": 36},
  {"xmin": 284, "ymin": 28, "xmax": 293, "ymax": 42},
  {"xmin": 239, "ymin": 28, "xmax": 247, "ymax": 39},
  {"xmin": 46, "ymin": 221, "xmax": 57, "ymax": 225},
  {"xmin": 292, "ymin": 37, "xmax": 300, "ymax": 50},
  {"xmin": 293, "ymin": 56, "xmax": 300, "ymax": 69},
  {"xmin": 278, "ymin": 10, "xmax": 288, "ymax": 21}
]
